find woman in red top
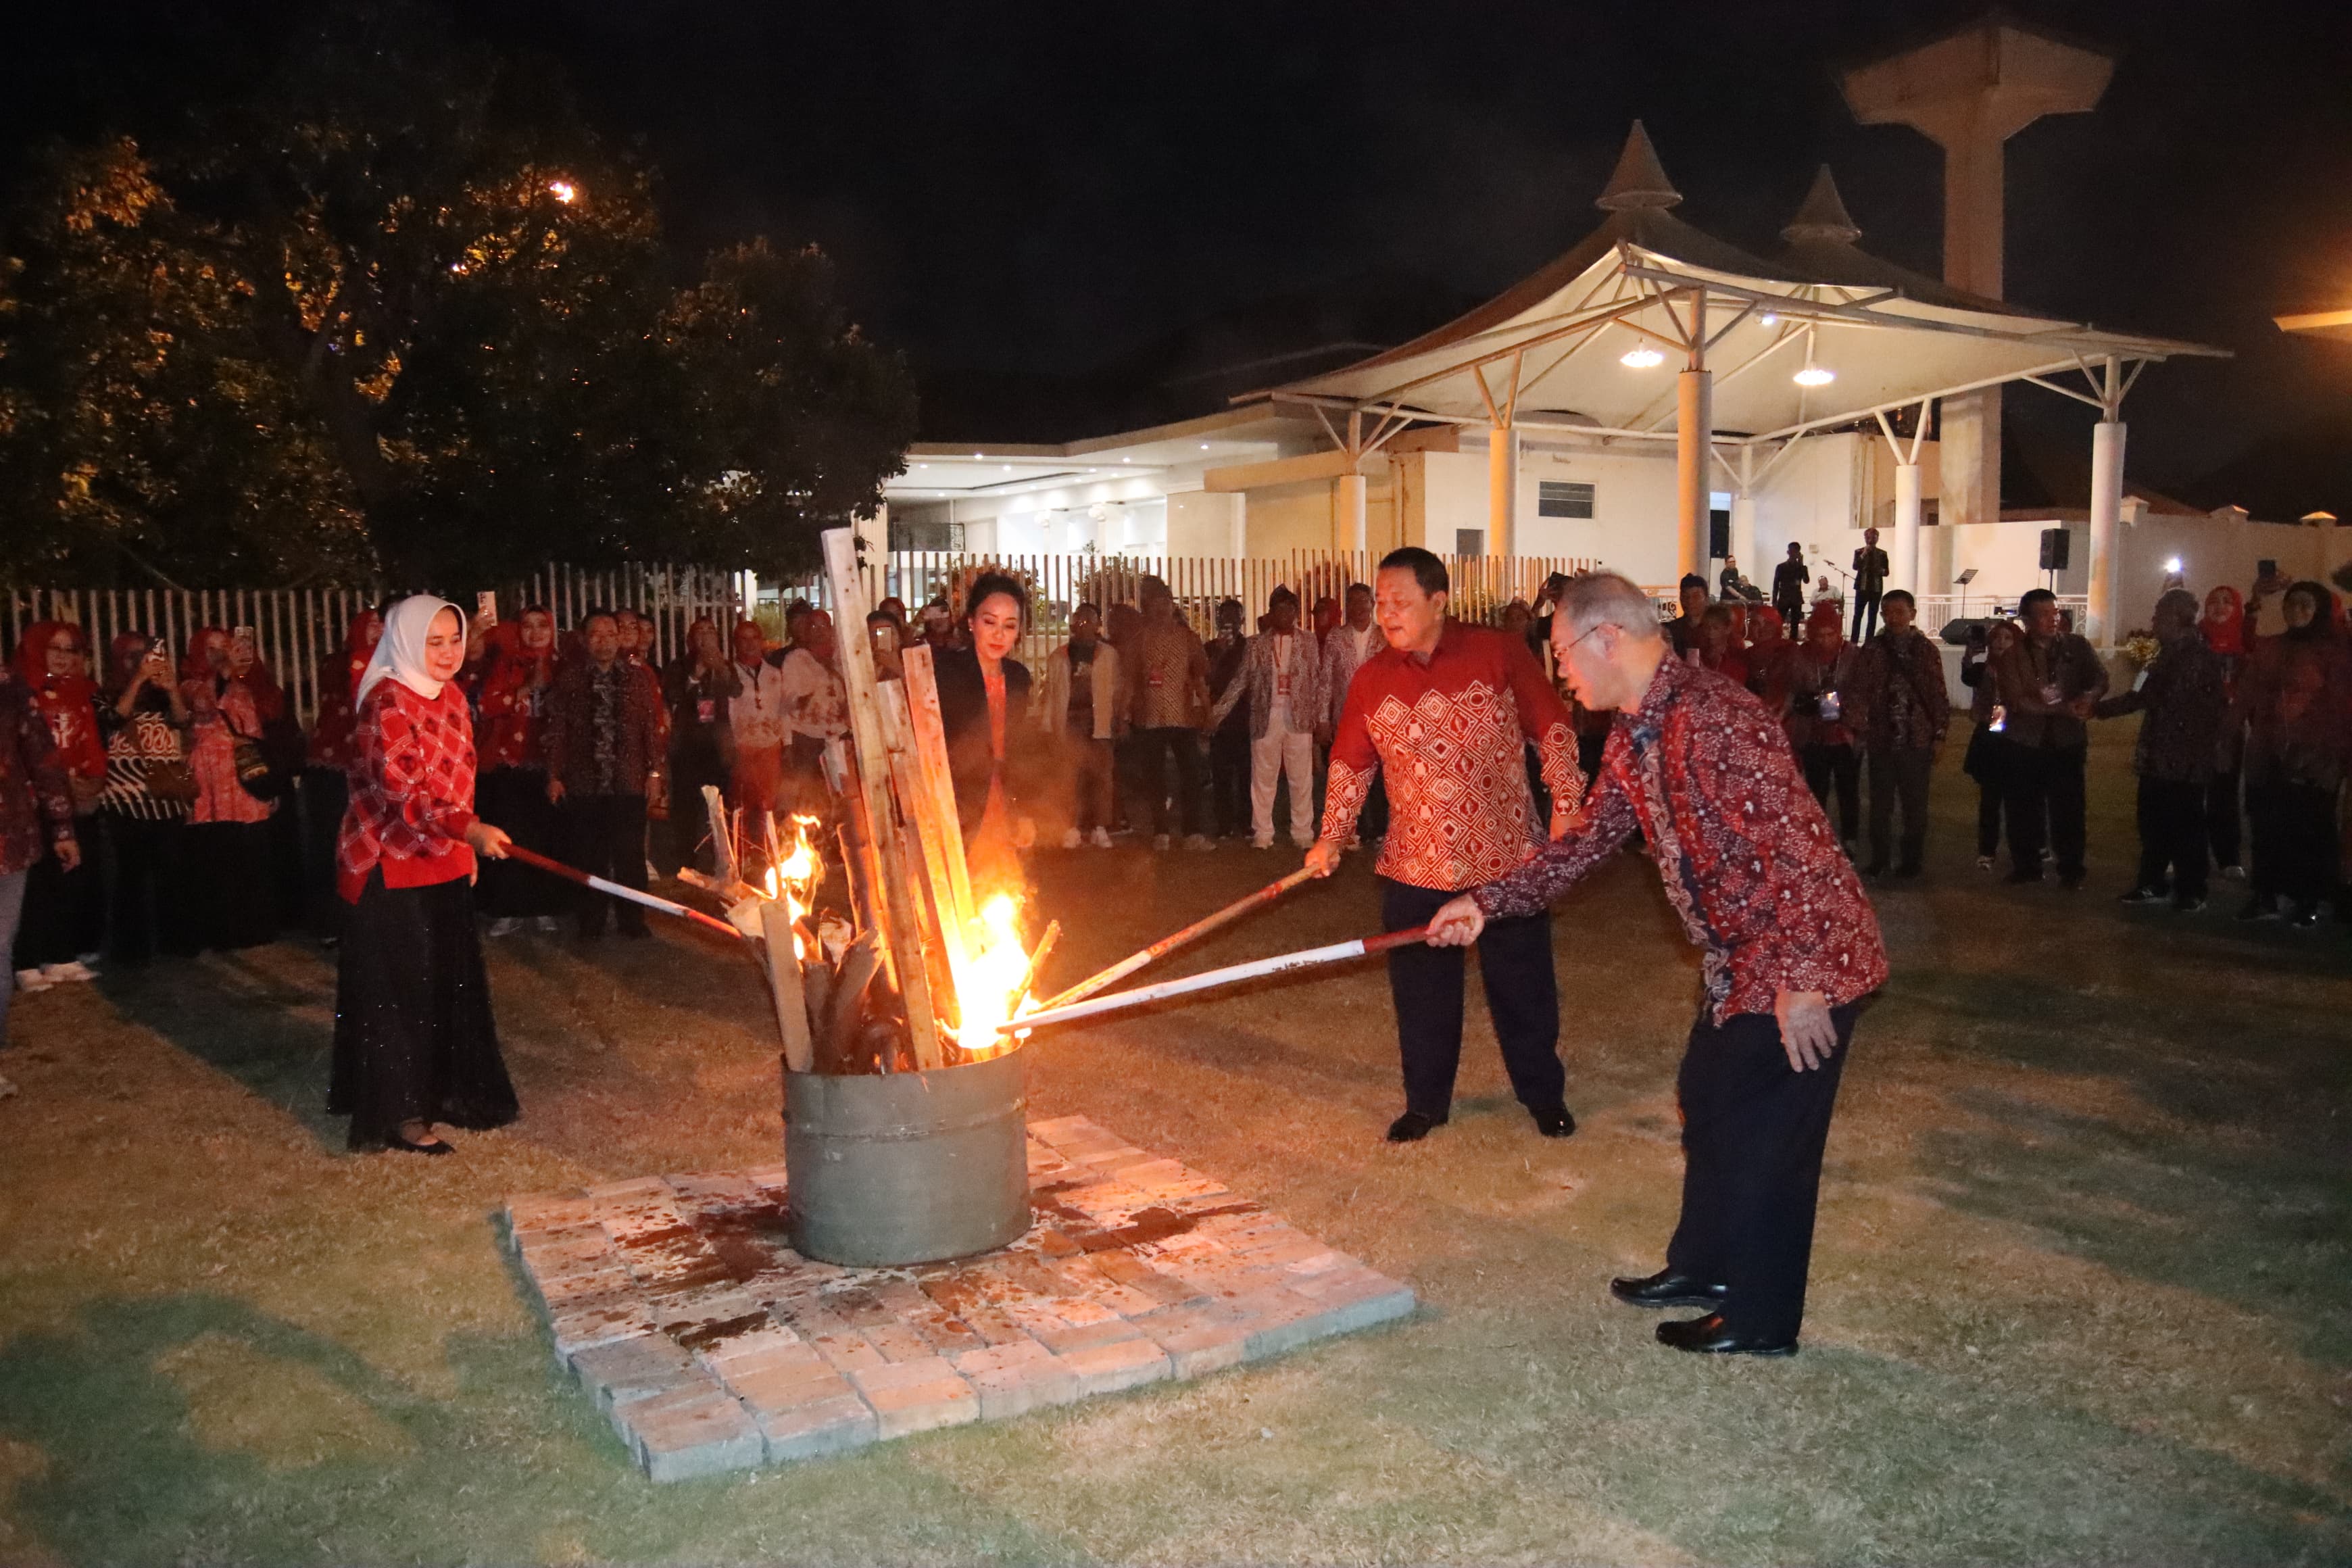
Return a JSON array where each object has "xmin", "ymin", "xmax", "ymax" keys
[
  {"xmin": 11, "ymin": 622, "xmax": 107, "ymax": 985},
  {"xmin": 302, "ymin": 608, "xmax": 383, "ymax": 939},
  {"xmin": 329, "ymin": 595, "xmax": 517, "ymax": 1154},
  {"xmin": 474, "ymin": 605, "xmax": 568, "ymax": 932},
  {"xmin": 180, "ymin": 626, "xmax": 285, "ymax": 950}
]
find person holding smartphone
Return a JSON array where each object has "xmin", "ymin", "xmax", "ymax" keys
[
  {"xmin": 1784, "ymin": 606, "xmax": 1863, "ymax": 853},
  {"xmin": 1993, "ymin": 587, "xmax": 2109, "ymax": 888},
  {"xmin": 1960, "ymin": 618, "xmax": 2021, "ymax": 871}
]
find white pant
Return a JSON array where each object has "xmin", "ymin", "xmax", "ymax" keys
[{"xmin": 1251, "ymin": 728, "xmax": 1317, "ymax": 845}]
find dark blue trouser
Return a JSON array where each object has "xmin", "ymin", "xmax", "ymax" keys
[
  {"xmin": 1379, "ymin": 877, "xmax": 1564, "ymax": 1119},
  {"xmin": 1665, "ymin": 1002, "xmax": 1856, "ymax": 1342}
]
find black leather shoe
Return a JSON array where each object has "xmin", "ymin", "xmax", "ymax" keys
[
  {"xmin": 1385, "ymin": 1110, "xmax": 1446, "ymax": 1143},
  {"xmin": 1530, "ymin": 1104, "xmax": 1576, "ymax": 1138},
  {"xmin": 1656, "ymin": 1313, "xmax": 1796, "ymax": 1356},
  {"xmin": 1609, "ymin": 1269, "xmax": 1729, "ymax": 1309}
]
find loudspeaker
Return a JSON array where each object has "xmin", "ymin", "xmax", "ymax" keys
[{"xmin": 2038, "ymin": 527, "xmax": 2071, "ymax": 571}]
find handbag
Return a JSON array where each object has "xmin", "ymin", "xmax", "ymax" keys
[{"xmin": 142, "ymin": 757, "xmax": 199, "ymax": 804}]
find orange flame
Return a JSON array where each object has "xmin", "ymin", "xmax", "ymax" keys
[
  {"xmin": 764, "ymin": 814, "xmax": 823, "ymax": 959},
  {"xmin": 954, "ymin": 889, "xmax": 1036, "ymax": 1058}
]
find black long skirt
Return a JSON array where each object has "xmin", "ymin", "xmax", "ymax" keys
[
  {"xmin": 328, "ymin": 868, "xmax": 518, "ymax": 1150},
  {"xmin": 14, "ymin": 814, "xmax": 104, "ymax": 967},
  {"xmin": 475, "ymin": 766, "xmax": 568, "ymax": 918},
  {"xmin": 186, "ymin": 820, "xmax": 280, "ymax": 950}
]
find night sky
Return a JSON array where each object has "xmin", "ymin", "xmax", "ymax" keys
[{"xmin": 7, "ymin": 1, "xmax": 2348, "ymax": 506}]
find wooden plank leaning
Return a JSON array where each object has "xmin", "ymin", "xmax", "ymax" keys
[
  {"xmin": 820, "ymin": 526, "xmax": 944, "ymax": 1070},
  {"xmin": 897, "ymin": 644, "xmax": 976, "ymax": 939},
  {"xmin": 760, "ymin": 900, "xmax": 816, "ymax": 1073}
]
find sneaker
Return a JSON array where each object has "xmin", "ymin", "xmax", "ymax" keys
[
  {"xmin": 1152, "ymin": 833, "xmax": 1171, "ymax": 852},
  {"xmin": 2173, "ymin": 895, "xmax": 2207, "ymax": 913},
  {"xmin": 487, "ymin": 916, "xmax": 522, "ymax": 937},
  {"xmin": 41, "ymin": 960, "xmax": 97, "ymax": 983},
  {"xmin": 1184, "ymin": 833, "xmax": 1216, "ymax": 852},
  {"xmin": 1251, "ymin": 837, "xmax": 1275, "ymax": 851},
  {"xmin": 535, "ymin": 916, "xmax": 563, "ymax": 933},
  {"xmin": 2116, "ymin": 887, "xmax": 2167, "ymax": 906},
  {"xmin": 1976, "ymin": 854, "xmax": 1995, "ymax": 871},
  {"xmin": 1088, "ymin": 827, "xmax": 1113, "ymax": 850},
  {"xmin": 1060, "ymin": 827, "xmax": 1082, "ymax": 850},
  {"xmin": 13, "ymin": 969, "xmax": 53, "ymax": 994},
  {"xmin": 2220, "ymin": 863, "xmax": 2247, "ymax": 881}
]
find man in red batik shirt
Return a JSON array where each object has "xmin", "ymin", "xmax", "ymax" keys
[
  {"xmin": 1305, "ymin": 547, "xmax": 1582, "ymax": 1145},
  {"xmin": 1427, "ymin": 572, "xmax": 1886, "ymax": 1357}
]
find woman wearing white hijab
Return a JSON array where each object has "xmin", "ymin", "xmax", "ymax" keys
[{"xmin": 328, "ymin": 595, "xmax": 518, "ymax": 1154}]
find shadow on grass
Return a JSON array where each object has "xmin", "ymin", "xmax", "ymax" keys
[{"xmin": 93, "ymin": 952, "xmax": 343, "ymax": 1152}]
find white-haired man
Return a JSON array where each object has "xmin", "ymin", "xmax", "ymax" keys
[{"xmin": 1427, "ymin": 572, "xmax": 1887, "ymax": 1356}]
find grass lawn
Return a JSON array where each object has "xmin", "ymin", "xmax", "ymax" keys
[{"xmin": 1, "ymin": 722, "xmax": 2346, "ymax": 1566}]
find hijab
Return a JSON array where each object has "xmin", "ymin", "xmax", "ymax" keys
[
  {"xmin": 2200, "ymin": 585, "xmax": 2245, "ymax": 656},
  {"xmin": 14, "ymin": 620, "xmax": 97, "ymax": 705},
  {"xmin": 357, "ymin": 595, "xmax": 464, "ymax": 706},
  {"xmin": 2280, "ymin": 581, "xmax": 2342, "ymax": 644}
]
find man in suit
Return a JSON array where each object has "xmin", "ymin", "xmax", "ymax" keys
[
  {"xmin": 1772, "ymin": 543, "xmax": 1809, "ymax": 627},
  {"xmin": 1850, "ymin": 528, "xmax": 1890, "ymax": 643}
]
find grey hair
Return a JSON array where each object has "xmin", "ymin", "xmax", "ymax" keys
[{"xmin": 1557, "ymin": 572, "xmax": 1663, "ymax": 639}]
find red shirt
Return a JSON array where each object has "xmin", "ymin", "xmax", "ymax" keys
[
  {"xmin": 1475, "ymin": 655, "xmax": 1887, "ymax": 1023},
  {"xmin": 476, "ymin": 650, "xmax": 556, "ymax": 770},
  {"xmin": 1321, "ymin": 620, "xmax": 1579, "ymax": 891},
  {"xmin": 336, "ymin": 679, "xmax": 479, "ymax": 902}
]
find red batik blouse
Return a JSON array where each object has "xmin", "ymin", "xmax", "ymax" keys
[
  {"xmin": 1319, "ymin": 620, "xmax": 1579, "ymax": 891},
  {"xmin": 1475, "ymin": 654, "xmax": 1888, "ymax": 1023},
  {"xmin": 336, "ymin": 677, "xmax": 479, "ymax": 902}
]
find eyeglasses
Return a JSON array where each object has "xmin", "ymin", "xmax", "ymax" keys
[{"xmin": 1558, "ymin": 621, "xmax": 1615, "ymax": 654}]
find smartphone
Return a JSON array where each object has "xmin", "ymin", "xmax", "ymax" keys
[
  {"xmin": 1988, "ymin": 704, "xmax": 2006, "ymax": 734},
  {"xmin": 1818, "ymin": 689, "xmax": 1842, "ymax": 722},
  {"xmin": 476, "ymin": 591, "xmax": 498, "ymax": 628},
  {"xmin": 148, "ymin": 635, "xmax": 170, "ymax": 659}
]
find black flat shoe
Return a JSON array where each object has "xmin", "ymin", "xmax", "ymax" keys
[
  {"xmin": 1385, "ymin": 1110, "xmax": 1446, "ymax": 1143},
  {"xmin": 1530, "ymin": 1104, "xmax": 1576, "ymax": 1138},
  {"xmin": 1656, "ymin": 1313, "xmax": 1797, "ymax": 1356},
  {"xmin": 385, "ymin": 1131, "xmax": 454, "ymax": 1156},
  {"xmin": 1610, "ymin": 1269, "xmax": 1729, "ymax": 1309}
]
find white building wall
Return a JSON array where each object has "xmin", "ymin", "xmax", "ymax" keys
[
  {"xmin": 1168, "ymin": 490, "xmax": 1243, "ymax": 557},
  {"xmin": 1753, "ymin": 433, "xmax": 1866, "ymax": 574}
]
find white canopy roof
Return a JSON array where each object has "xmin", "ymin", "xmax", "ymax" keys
[{"xmin": 1252, "ymin": 127, "xmax": 2225, "ymax": 448}]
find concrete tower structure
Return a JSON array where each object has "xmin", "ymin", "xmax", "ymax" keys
[{"xmin": 1841, "ymin": 18, "xmax": 2115, "ymax": 562}]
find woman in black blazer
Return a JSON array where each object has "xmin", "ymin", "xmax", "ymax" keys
[{"xmin": 931, "ymin": 572, "xmax": 1035, "ymax": 887}]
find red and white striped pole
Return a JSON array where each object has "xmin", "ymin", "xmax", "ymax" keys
[
  {"xmin": 501, "ymin": 843, "xmax": 745, "ymax": 942},
  {"xmin": 1003, "ymin": 925, "xmax": 1431, "ymax": 1035}
]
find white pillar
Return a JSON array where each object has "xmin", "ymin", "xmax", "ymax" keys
[
  {"xmin": 1892, "ymin": 462, "xmax": 1922, "ymax": 595},
  {"xmin": 1676, "ymin": 370, "xmax": 1713, "ymax": 579},
  {"xmin": 1487, "ymin": 425, "xmax": 1516, "ymax": 556},
  {"xmin": 1729, "ymin": 492, "xmax": 1758, "ymax": 582},
  {"xmin": 1336, "ymin": 472, "xmax": 1367, "ymax": 554},
  {"xmin": 2088, "ymin": 419, "xmax": 2126, "ymax": 645},
  {"xmin": 1229, "ymin": 493, "xmax": 1248, "ymax": 558}
]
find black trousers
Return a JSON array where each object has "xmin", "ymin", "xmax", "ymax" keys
[
  {"xmin": 1665, "ymin": 1002, "xmax": 1856, "ymax": 1342},
  {"xmin": 2005, "ymin": 743, "xmax": 2088, "ymax": 878},
  {"xmin": 2248, "ymin": 780, "xmax": 2340, "ymax": 907},
  {"xmin": 562, "ymin": 793, "xmax": 650, "ymax": 935},
  {"xmin": 2134, "ymin": 777, "xmax": 2209, "ymax": 900},
  {"xmin": 1800, "ymin": 743, "xmax": 1861, "ymax": 844},
  {"xmin": 2206, "ymin": 766, "xmax": 2244, "ymax": 871},
  {"xmin": 185, "ymin": 820, "xmax": 280, "ymax": 950},
  {"xmin": 301, "ymin": 768, "xmax": 348, "ymax": 937},
  {"xmin": 14, "ymin": 815, "xmax": 103, "ymax": 968},
  {"xmin": 666, "ymin": 737, "xmax": 731, "ymax": 875},
  {"xmin": 1865, "ymin": 746, "xmax": 1933, "ymax": 870},
  {"xmin": 1381, "ymin": 877, "xmax": 1565, "ymax": 1118},
  {"xmin": 1066, "ymin": 734, "xmax": 1114, "ymax": 834},
  {"xmin": 477, "ymin": 767, "xmax": 568, "ymax": 918},
  {"xmin": 1850, "ymin": 590, "xmax": 1882, "ymax": 644},
  {"xmin": 103, "ymin": 814, "xmax": 199, "ymax": 962},
  {"xmin": 1208, "ymin": 727, "xmax": 1251, "ymax": 837},
  {"xmin": 1131, "ymin": 727, "xmax": 1204, "ymax": 838}
]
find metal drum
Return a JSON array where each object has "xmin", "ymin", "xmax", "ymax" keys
[{"xmin": 783, "ymin": 1051, "xmax": 1031, "ymax": 1267}]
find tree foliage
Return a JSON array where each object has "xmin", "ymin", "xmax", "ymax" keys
[{"xmin": 0, "ymin": 2, "xmax": 914, "ymax": 589}]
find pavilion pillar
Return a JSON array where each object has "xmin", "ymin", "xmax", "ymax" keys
[
  {"xmin": 2087, "ymin": 418, "xmax": 2126, "ymax": 645},
  {"xmin": 1336, "ymin": 472, "xmax": 1368, "ymax": 554},
  {"xmin": 1676, "ymin": 369, "xmax": 1713, "ymax": 579},
  {"xmin": 1487, "ymin": 424, "xmax": 1517, "ymax": 556},
  {"xmin": 1729, "ymin": 491, "xmax": 1758, "ymax": 585},
  {"xmin": 1892, "ymin": 461, "xmax": 1923, "ymax": 597}
]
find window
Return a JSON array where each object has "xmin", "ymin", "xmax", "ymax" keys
[
  {"xmin": 1538, "ymin": 480, "xmax": 1596, "ymax": 519},
  {"xmin": 889, "ymin": 519, "xmax": 964, "ymax": 552},
  {"xmin": 1454, "ymin": 529, "xmax": 1486, "ymax": 556}
]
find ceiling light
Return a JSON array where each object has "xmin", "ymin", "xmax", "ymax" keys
[
  {"xmin": 1200, "ymin": 443, "xmax": 1210, "ymax": 449},
  {"xmin": 1759, "ymin": 312, "xmax": 1780, "ymax": 327},
  {"xmin": 1619, "ymin": 347, "xmax": 1665, "ymax": 369},
  {"xmin": 1793, "ymin": 365, "xmax": 1835, "ymax": 387}
]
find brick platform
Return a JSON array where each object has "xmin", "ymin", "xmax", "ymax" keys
[{"xmin": 503, "ymin": 1115, "xmax": 1416, "ymax": 1481}]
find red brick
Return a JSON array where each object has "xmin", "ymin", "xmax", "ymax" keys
[
  {"xmin": 950, "ymin": 1341, "xmax": 1081, "ymax": 1419},
  {"xmin": 849, "ymin": 1357, "xmax": 979, "ymax": 1439}
]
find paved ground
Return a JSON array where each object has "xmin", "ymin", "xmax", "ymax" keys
[{"xmin": 0, "ymin": 722, "xmax": 2346, "ymax": 1564}]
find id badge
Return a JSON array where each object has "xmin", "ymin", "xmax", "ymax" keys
[{"xmin": 697, "ymin": 697, "xmax": 717, "ymax": 724}]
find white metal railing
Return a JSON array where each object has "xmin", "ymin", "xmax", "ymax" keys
[
  {"xmin": 1917, "ymin": 592, "xmax": 2090, "ymax": 631},
  {"xmin": 3, "ymin": 563, "xmax": 742, "ymax": 728}
]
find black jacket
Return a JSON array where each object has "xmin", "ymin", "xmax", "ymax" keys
[{"xmin": 932, "ymin": 647, "xmax": 1033, "ymax": 836}]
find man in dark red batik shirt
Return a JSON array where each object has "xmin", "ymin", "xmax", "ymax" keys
[
  {"xmin": 1428, "ymin": 572, "xmax": 1886, "ymax": 1356},
  {"xmin": 1306, "ymin": 547, "xmax": 1582, "ymax": 1144}
]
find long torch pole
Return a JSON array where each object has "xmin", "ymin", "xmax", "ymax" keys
[
  {"xmin": 1037, "ymin": 865, "xmax": 1319, "ymax": 1012},
  {"xmin": 501, "ymin": 844, "xmax": 746, "ymax": 942},
  {"xmin": 1005, "ymin": 924, "xmax": 1431, "ymax": 1035}
]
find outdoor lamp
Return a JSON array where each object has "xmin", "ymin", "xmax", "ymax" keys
[
  {"xmin": 547, "ymin": 180, "xmax": 577, "ymax": 203},
  {"xmin": 1792, "ymin": 328, "xmax": 1834, "ymax": 387},
  {"xmin": 1619, "ymin": 346, "xmax": 1665, "ymax": 369}
]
